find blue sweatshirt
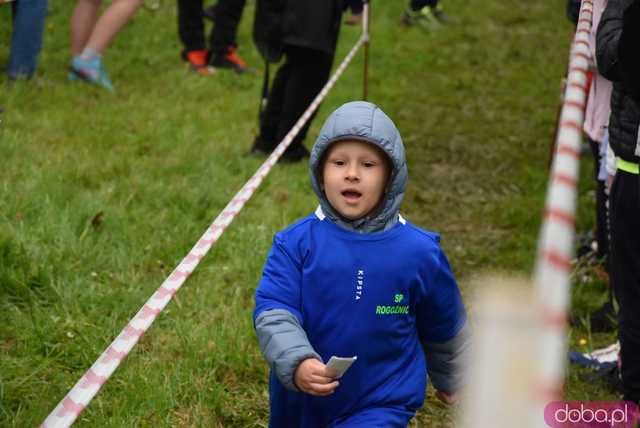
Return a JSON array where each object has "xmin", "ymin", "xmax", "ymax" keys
[{"xmin": 254, "ymin": 211, "xmax": 467, "ymax": 427}]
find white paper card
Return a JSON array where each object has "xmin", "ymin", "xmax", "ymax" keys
[{"xmin": 326, "ymin": 356, "xmax": 357, "ymax": 379}]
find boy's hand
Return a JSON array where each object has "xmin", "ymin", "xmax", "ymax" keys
[
  {"xmin": 435, "ymin": 390, "xmax": 458, "ymax": 405},
  {"xmin": 294, "ymin": 358, "xmax": 340, "ymax": 396}
]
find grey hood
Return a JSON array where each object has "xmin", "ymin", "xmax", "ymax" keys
[{"xmin": 309, "ymin": 101, "xmax": 408, "ymax": 233}]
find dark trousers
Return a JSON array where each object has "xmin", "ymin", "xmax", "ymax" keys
[
  {"xmin": 588, "ymin": 138, "xmax": 610, "ymax": 261},
  {"xmin": 259, "ymin": 46, "xmax": 334, "ymax": 151},
  {"xmin": 410, "ymin": 0, "xmax": 439, "ymax": 11},
  {"xmin": 177, "ymin": 0, "xmax": 245, "ymax": 54},
  {"xmin": 8, "ymin": 0, "xmax": 48, "ymax": 78},
  {"xmin": 345, "ymin": 0, "xmax": 363, "ymax": 15},
  {"xmin": 609, "ymin": 170, "xmax": 640, "ymax": 403}
]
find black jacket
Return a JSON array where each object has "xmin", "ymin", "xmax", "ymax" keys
[
  {"xmin": 619, "ymin": 0, "xmax": 640, "ymax": 103},
  {"xmin": 254, "ymin": 0, "xmax": 343, "ymax": 62},
  {"xmin": 597, "ymin": 0, "xmax": 640, "ymax": 163}
]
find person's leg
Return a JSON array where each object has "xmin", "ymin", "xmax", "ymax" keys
[
  {"xmin": 177, "ymin": 0, "xmax": 215, "ymax": 74},
  {"xmin": 209, "ymin": 0, "xmax": 245, "ymax": 54},
  {"xmin": 406, "ymin": 0, "xmax": 451, "ymax": 25},
  {"xmin": 409, "ymin": 0, "xmax": 436, "ymax": 11},
  {"xmin": 275, "ymin": 46, "xmax": 334, "ymax": 161},
  {"xmin": 82, "ymin": 0, "xmax": 144, "ymax": 54},
  {"xmin": 403, "ymin": 0, "xmax": 439, "ymax": 28},
  {"xmin": 209, "ymin": 0, "xmax": 249, "ymax": 72},
  {"xmin": 71, "ymin": 0, "xmax": 101, "ymax": 56},
  {"xmin": 350, "ymin": 0, "xmax": 363, "ymax": 15},
  {"xmin": 588, "ymin": 138, "xmax": 610, "ymax": 260},
  {"xmin": 69, "ymin": 0, "xmax": 142, "ymax": 89},
  {"xmin": 253, "ymin": 58, "xmax": 294, "ymax": 153},
  {"xmin": 609, "ymin": 171, "xmax": 640, "ymax": 404},
  {"xmin": 177, "ymin": 0, "xmax": 206, "ymax": 52},
  {"xmin": 8, "ymin": 0, "xmax": 49, "ymax": 79},
  {"xmin": 332, "ymin": 406, "xmax": 415, "ymax": 427},
  {"xmin": 344, "ymin": 0, "xmax": 363, "ymax": 26}
]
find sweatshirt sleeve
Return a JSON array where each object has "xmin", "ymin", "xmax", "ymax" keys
[
  {"xmin": 253, "ymin": 233, "xmax": 321, "ymax": 391},
  {"xmin": 416, "ymin": 247, "xmax": 470, "ymax": 393}
]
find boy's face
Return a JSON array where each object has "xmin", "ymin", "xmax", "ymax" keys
[{"xmin": 321, "ymin": 140, "xmax": 391, "ymax": 220}]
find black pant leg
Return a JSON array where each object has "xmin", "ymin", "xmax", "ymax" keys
[
  {"xmin": 410, "ymin": 0, "xmax": 438, "ymax": 11},
  {"xmin": 609, "ymin": 171, "xmax": 640, "ymax": 403},
  {"xmin": 259, "ymin": 60, "xmax": 293, "ymax": 147},
  {"xmin": 348, "ymin": 0, "xmax": 363, "ymax": 14},
  {"xmin": 588, "ymin": 138, "xmax": 610, "ymax": 260},
  {"xmin": 275, "ymin": 46, "xmax": 334, "ymax": 150},
  {"xmin": 210, "ymin": 0, "xmax": 246, "ymax": 54},
  {"xmin": 178, "ymin": 0, "xmax": 206, "ymax": 52}
]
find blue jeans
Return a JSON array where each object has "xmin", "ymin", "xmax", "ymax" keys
[{"xmin": 8, "ymin": 0, "xmax": 48, "ymax": 78}]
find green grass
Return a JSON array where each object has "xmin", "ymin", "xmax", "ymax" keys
[{"xmin": 0, "ymin": 1, "xmax": 616, "ymax": 426}]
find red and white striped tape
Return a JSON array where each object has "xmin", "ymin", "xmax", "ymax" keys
[
  {"xmin": 532, "ymin": 0, "xmax": 593, "ymax": 414},
  {"xmin": 41, "ymin": 7, "xmax": 369, "ymax": 427}
]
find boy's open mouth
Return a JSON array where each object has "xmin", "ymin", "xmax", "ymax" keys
[{"xmin": 341, "ymin": 190, "xmax": 362, "ymax": 200}]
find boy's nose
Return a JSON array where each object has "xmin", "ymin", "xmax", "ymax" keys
[{"xmin": 345, "ymin": 166, "xmax": 359, "ymax": 181}]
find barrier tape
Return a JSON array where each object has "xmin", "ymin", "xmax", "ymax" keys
[
  {"xmin": 532, "ymin": 0, "xmax": 593, "ymax": 413},
  {"xmin": 41, "ymin": 6, "xmax": 369, "ymax": 426}
]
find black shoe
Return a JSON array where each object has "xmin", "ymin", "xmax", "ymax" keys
[
  {"xmin": 580, "ymin": 365, "xmax": 624, "ymax": 395},
  {"xmin": 280, "ymin": 144, "xmax": 310, "ymax": 163},
  {"xmin": 249, "ymin": 135, "xmax": 274, "ymax": 157},
  {"xmin": 431, "ymin": 5, "xmax": 455, "ymax": 24}
]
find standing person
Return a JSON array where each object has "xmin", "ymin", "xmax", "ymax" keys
[
  {"xmin": 69, "ymin": 0, "xmax": 144, "ymax": 91},
  {"xmin": 6, "ymin": 0, "xmax": 48, "ymax": 80},
  {"xmin": 402, "ymin": 0, "xmax": 453, "ymax": 28},
  {"xmin": 583, "ymin": 0, "xmax": 613, "ymax": 273},
  {"xmin": 177, "ymin": 0, "xmax": 249, "ymax": 75},
  {"xmin": 580, "ymin": 0, "xmax": 615, "ymax": 333},
  {"xmin": 250, "ymin": 0, "xmax": 344, "ymax": 162},
  {"xmin": 253, "ymin": 101, "xmax": 470, "ymax": 426},
  {"xmin": 344, "ymin": 0, "xmax": 363, "ymax": 26},
  {"xmin": 597, "ymin": 0, "xmax": 640, "ymax": 405}
]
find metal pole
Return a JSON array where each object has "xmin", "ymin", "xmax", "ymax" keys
[{"xmin": 363, "ymin": 1, "xmax": 370, "ymax": 100}]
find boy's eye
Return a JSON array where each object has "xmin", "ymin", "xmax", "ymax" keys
[
  {"xmin": 333, "ymin": 160, "xmax": 345, "ymax": 166},
  {"xmin": 363, "ymin": 161, "xmax": 376, "ymax": 168}
]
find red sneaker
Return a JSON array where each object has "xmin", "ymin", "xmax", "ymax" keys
[
  {"xmin": 210, "ymin": 46, "xmax": 252, "ymax": 74},
  {"xmin": 182, "ymin": 50, "xmax": 216, "ymax": 76}
]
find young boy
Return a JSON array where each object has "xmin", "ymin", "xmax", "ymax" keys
[{"xmin": 253, "ymin": 101, "xmax": 470, "ymax": 427}]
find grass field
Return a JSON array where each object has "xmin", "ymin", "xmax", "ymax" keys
[{"xmin": 0, "ymin": 0, "xmax": 618, "ymax": 426}]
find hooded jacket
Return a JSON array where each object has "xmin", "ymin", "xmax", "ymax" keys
[
  {"xmin": 254, "ymin": 101, "xmax": 470, "ymax": 427},
  {"xmin": 309, "ymin": 101, "xmax": 409, "ymax": 233}
]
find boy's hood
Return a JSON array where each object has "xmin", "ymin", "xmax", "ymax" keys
[{"xmin": 309, "ymin": 101, "xmax": 408, "ymax": 232}]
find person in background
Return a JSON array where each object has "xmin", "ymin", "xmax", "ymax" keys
[
  {"xmin": 596, "ymin": 0, "xmax": 640, "ymax": 405},
  {"xmin": 177, "ymin": 0, "xmax": 249, "ymax": 75},
  {"xmin": 402, "ymin": 0, "xmax": 453, "ymax": 29},
  {"xmin": 344, "ymin": 0, "xmax": 363, "ymax": 26},
  {"xmin": 5, "ymin": 0, "xmax": 48, "ymax": 80},
  {"xmin": 250, "ymin": 0, "xmax": 344, "ymax": 162},
  {"xmin": 581, "ymin": 0, "xmax": 615, "ymax": 331},
  {"xmin": 69, "ymin": 0, "xmax": 144, "ymax": 91}
]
